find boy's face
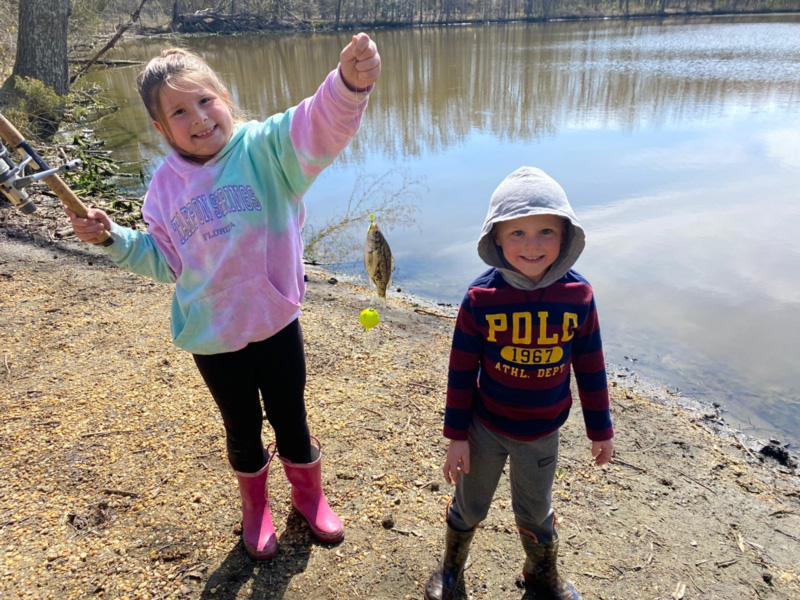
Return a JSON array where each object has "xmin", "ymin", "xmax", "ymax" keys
[{"xmin": 493, "ymin": 214, "xmax": 566, "ymax": 284}]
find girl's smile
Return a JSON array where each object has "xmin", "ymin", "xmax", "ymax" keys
[{"xmin": 153, "ymin": 84, "xmax": 233, "ymax": 162}]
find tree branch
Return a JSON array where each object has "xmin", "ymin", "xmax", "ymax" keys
[{"xmin": 69, "ymin": 0, "xmax": 150, "ymax": 85}]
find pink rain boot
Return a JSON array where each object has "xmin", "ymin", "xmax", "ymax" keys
[
  {"xmin": 278, "ymin": 437, "xmax": 344, "ymax": 543},
  {"xmin": 234, "ymin": 454, "xmax": 278, "ymax": 560}
]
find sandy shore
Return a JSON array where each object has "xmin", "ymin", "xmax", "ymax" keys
[{"xmin": 1, "ymin": 211, "xmax": 799, "ymax": 599}]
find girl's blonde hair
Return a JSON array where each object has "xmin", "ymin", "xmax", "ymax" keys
[{"xmin": 136, "ymin": 48, "xmax": 238, "ymax": 149}]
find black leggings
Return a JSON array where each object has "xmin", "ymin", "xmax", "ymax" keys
[{"xmin": 193, "ymin": 318, "xmax": 312, "ymax": 473}]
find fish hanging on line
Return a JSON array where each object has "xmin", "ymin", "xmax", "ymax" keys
[{"xmin": 364, "ymin": 213, "xmax": 394, "ymax": 300}]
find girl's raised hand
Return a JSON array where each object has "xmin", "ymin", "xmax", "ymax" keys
[
  {"xmin": 64, "ymin": 207, "xmax": 112, "ymax": 245},
  {"xmin": 340, "ymin": 33, "xmax": 381, "ymax": 91}
]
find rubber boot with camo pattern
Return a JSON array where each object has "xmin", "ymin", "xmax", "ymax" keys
[
  {"xmin": 519, "ymin": 526, "xmax": 581, "ymax": 600},
  {"xmin": 424, "ymin": 523, "xmax": 475, "ymax": 600}
]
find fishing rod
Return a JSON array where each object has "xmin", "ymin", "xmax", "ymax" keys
[{"xmin": 0, "ymin": 112, "xmax": 112, "ymax": 246}]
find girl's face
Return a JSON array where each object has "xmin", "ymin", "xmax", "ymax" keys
[
  {"xmin": 493, "ymin": 214, "xmax": 566, "ymax": 284},
  {"xmin": 153, "ymin": 83, "xmax": 233, "ymax": 162}
]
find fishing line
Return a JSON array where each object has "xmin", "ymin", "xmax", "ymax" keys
[{"xmin": 348, "ymin": 34, "xmax": 385, "ymax": 335}]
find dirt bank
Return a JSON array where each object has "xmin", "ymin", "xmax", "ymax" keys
[{"xmin": 1, "ymin": 198, "xmax": 799, "ymax": 600}]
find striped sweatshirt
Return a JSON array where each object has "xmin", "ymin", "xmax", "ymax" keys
[{"xmin": 444, "ymin": 268, "xmax": 614, "ymax": 442}]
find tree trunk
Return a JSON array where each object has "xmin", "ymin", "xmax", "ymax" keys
[
  {"xmin": 335, "ymin": 0, "xmax": 343, "ymax": 27},
  {"xmin": 8, "ymin": 0, "xmax": 71, "ymax": 96},
  {"xmin": 172, "ymin": 0, "xmax": 181, "ymax": 28},
  {"xmin": 525, "ymin": 0, "xmax": 534, "ymax": 17}
]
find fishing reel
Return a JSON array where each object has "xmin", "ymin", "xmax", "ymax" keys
[{"xmin": 0, "ymin": 141, "xmax": 81, "ymax": 215}]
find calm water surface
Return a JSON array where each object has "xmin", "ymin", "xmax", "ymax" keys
[{"xmin": 84, "ymin": 15, "xmax": 800, "ymax": 447}]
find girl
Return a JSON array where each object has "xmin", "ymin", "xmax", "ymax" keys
[{"xmin": 65, "ymin": 34, "xmax": 381, "ymax": 560}]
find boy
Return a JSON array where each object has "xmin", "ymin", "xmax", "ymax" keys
[{"xmin": 424, "ymin": 166, "xmax": 614, "ymax": 600}]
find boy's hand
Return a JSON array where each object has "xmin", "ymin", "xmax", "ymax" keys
[
  {"xmin": 443, "ymin": 439, "xmax": 470, "ymax": 485},
  {"xmin": 340, "ymin": 32, "xmax": 381, "ymax": 91},
  {"xmin": 64, "ymin": 207, "xmax": 112, "ymax": 245},
  {"xmin": 592, "ymin": 439, "xmax": 614, "ymax": 466}
]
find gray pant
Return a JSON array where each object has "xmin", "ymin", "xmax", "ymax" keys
[{"xmin": 448, "ymin": 419, "xmax": 559, "ymax": 539}]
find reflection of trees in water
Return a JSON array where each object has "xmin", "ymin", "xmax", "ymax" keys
[
  {"xmin": 89, "ymin": 20, "xmax": 800, "ymax": 165},
  {"xmin": 366, "ymin": 21, "xmax": 800, "ymax": 158}
]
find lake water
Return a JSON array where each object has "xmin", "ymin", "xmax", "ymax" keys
[{"xmin": 82, "ymin": 15, "xmax": 800, "ymax": 448}]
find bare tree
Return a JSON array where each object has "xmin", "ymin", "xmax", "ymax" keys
[{"xmin": 70, "ymin": 0, "xmax": 151, "ymax": 85}]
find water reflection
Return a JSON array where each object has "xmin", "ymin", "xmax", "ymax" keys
[
  {"xmin": 82, "ymin": 16, "xmax": 800, "ymax": 446},
  {"xmin": 88, "ymin": 17, "xmax": 800, "ymax": 170}
]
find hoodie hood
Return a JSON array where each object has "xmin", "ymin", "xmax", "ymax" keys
[{"xmin": 477, "ymin": 166, "xmax": 585, "ymax": 290}]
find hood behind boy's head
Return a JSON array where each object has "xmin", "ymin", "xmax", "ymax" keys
[{"xmin": 477, "ymin": 166, "xmax": 586, "ymax": 290}]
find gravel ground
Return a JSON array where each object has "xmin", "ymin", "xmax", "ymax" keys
[{"xmin": 1, "ymin": 197, "xmax": 799, "ymax": 600}]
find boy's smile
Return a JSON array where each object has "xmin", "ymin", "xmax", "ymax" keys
[
  {"xmin": 154, "ymin": 84, "xmax": 233, "ymax": 162},
  {"xmin": 493, "ymin": 214, "xmax": 566, "ymax": 284}
]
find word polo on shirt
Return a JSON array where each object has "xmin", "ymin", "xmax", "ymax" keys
[{"xmin": 485, "ymin": 310, "xmax": 578, "ymax": 378}]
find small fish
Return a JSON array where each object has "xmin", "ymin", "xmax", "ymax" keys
[{"xmin": 364, "ymin": 214, "xmax": 394, "ymax": 299}]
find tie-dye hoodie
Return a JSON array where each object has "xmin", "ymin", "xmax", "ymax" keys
[{"xmin": 102, "ymin": 68, "xmax": 370, "ymax": 354}]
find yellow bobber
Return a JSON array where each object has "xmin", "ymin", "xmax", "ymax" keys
[{"xmin": 359, "ymin": 308, "xmax": 380, "ymax": 331}]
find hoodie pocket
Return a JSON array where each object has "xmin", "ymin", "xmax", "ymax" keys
[{"xmin": 171, "ymin": 274, "xmax": 301, "ymax": 354}]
